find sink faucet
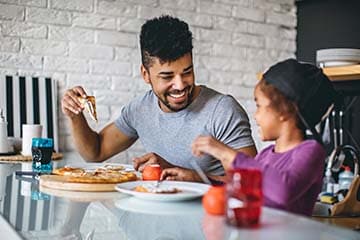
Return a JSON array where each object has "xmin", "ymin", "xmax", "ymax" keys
[{"xmin": 327, "ymin": 145, "xmax": 359, "ymax": 177}]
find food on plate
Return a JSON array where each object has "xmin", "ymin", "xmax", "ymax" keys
[
  {"xmin": 142, "ymin": 164, "xmax": 162, "ymax": 181},
  {"xmin": 133, "ymin": 185, "xmax": 149, "ymax": 192},
  {"xmin": 133, "ymin": 184, "xmax": 181, "ymax": 194},
  {"xmin": 78, "ymin": 96, "xmax": 97, "ymax": 122},
  {"xmin": 52, "ymin": 165, "xmax": 138, "ymax": 184}
]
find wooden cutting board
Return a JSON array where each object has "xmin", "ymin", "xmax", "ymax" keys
[
  {"xmin": 39, "ymin": 175, "xmax": 117, "ymax": 192},
  {"xmin": 331, "ymin": 175, "xmax": 360, "ymax": 216},
  {"xmin": 39, "ymin": 185, "xmax": 123, "ymax": 202}
]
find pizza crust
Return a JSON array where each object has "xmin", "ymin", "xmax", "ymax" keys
[
  {"xmin": 52, "ymin": 166, "xmax": 138, "ymax": 184},
  {"xmin": 52, "ymin": 167, "xmax": 85, "ymax": 177}
]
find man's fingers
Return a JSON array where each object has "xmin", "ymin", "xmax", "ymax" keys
[
  {"xmin": 160, "ymin": 168, "xmax": 178, "ymax": 180},
  {"xmin": 132, "ymin": 157, "xmax": 145, "ymax": 171},
  {"xmin": 72, "ymin": 86, "xmax": 87, "ymax": 98},
  {"xmin": 160, "ymin": 168, "xmax": 176, "ymax": 180},
  {"xmin": 67, "ymin": 89, "xmax": 84, "ymax": 110},
  {"xmin": 165, "ymin": 176, "xmax": 177, "ymax": 181},
  {"xmin": 133, "ymin": 153, "xmax": 156, "ymax": 171},
  {"xmin": 62, "ymin": 87, "xmax": 88, "ymax": 116},
  {"xmin": 63, "ymin": 95, "xmax": 82, "ymax": 114}
]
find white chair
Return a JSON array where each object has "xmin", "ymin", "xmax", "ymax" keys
[
  {"xmin": 0, "ymin": 75, "xmax": 58, "ymax": 231},
  {"xmin": 0, "ymin": 75, "xmax": 59, "ymax": 152}
]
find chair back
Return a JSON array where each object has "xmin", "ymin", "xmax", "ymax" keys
[{"xmin": 0, "ymin": 75, "xmax": 59, "ymax": 152}]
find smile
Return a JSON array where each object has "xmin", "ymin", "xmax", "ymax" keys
[{"xmin": 168, "ymin": 91, "xmax": 186, "ymax": 99}]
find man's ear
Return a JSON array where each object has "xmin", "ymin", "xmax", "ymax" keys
[{"xmin": 141, "ymin": 65, "xmax": 150, "ymax": 84}]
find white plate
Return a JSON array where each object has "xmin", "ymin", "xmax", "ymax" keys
[
  {"xmin": 115, "ymin": 197, "xmax": 203, "ymax": 215},
  {"xmin": 115, "ymin": 181, "xmax": 210, "ymax": 202}
]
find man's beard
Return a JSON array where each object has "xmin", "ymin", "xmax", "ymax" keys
[{"xmin": 156, "ymin": 85, "xmax": 195, "ymax": 112}]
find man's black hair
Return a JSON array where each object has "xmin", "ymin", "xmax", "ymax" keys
[{"xmin": 140, "ymin": 15, "xmax": 193, "ymax": 69}]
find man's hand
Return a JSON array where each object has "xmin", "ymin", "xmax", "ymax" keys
[
  {"xmin": 160, "ymin": 167, "xmax": 203, "ymax": 182},
  {"xmin": 61, "ymin": 86, "xmax": 87, "ymax": 118},
  {"xmin": 133, "ymin": 152, "xmax": 174, "ymax": 172}
]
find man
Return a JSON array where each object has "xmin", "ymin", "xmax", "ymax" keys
[{"xmin": 61, "ymin": 15, "xmax": 256, "ymax": 182}]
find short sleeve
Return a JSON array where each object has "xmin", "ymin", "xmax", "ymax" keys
[
  {"xmin": 114, "ymin": 102, "xmax": 139, "ymax": 139},
  {"xmin": 210, "ymin": 95, "xmax": 255, "ymax": 149}
]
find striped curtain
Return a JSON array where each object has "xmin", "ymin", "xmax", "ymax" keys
[{"xmin": 0, "ymin": 75, "xmax": 59, "ymax": 152}]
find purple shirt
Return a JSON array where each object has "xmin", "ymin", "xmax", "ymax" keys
[{"xmin": 232, "ymin": 140, "xmax": 326, "ymax": 216}]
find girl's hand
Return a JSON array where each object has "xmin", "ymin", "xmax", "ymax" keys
[{"xmin": 191, "ymin": 136, "xmax": 237, "ymax": 170}]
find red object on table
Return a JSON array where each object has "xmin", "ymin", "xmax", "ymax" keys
[
  {"xmin": 226, "ymin": 168, "xmax": 263, "ymax": 228},
  {"xmin": 202, "ymin": 185, "xmax": 226, "ymax": 215},
  {"xmin": 142, "ymin": 164, "xmax": 162, "ymax": 181}
]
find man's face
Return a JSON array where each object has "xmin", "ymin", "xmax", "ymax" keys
[{"xmin": 142, "ymin": 53, "xmax": 196, "ymax": 112}]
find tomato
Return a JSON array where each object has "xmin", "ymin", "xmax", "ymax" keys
[
  {"xmin": 202, "ymin": 185, "xmax": 226, "ymax": 215},
  {"xmin": 142, "ymin": 164, "xmax": 162, "ymax": 181}
]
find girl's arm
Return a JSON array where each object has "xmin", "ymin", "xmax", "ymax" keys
[
  {"xmin": 192, "ymin": 136, "xmax": 249, "ymax": 170},
  {"xmin": 232, "ymin": 143, "xmax": 326, "ymax": 207}
]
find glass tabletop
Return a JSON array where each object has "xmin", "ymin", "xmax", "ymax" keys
[{"xmin": 1, "ymin": 157, "xmax": 360, "ymax": 240}]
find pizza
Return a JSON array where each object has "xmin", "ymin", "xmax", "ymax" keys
[
  {"xmin": 78, "ymin": 96, "xmax": 97, "ymax": 122},
  {"xmin": 52, "ymin": 166, "xmax": 85, "ymax": 176},
  {"xmin": 67, "ymin": 171, "xmax": 138, "ymax": 183},
  {"xmin": 94, "ymin": 164, "xmax": 125, "ymax": 173},
  {"xmin": 52, "ymin": 165, "xmax": 138, "ymax": 184}
]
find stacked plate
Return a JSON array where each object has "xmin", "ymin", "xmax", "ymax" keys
[{"xmin": 316, "ymin": 48, "xmax": 360, "ymax": 67}]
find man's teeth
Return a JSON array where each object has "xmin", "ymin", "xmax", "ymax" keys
[{"xmin": 169, "ymin": 91, "xmax": 186, "ymax": 98}]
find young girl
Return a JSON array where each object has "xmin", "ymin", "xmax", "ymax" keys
[{"xmin": 192, "ymin": 59, "xmax": 336, "ymax": 216}]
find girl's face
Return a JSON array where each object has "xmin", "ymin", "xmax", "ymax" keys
[{"xmin": 254, "ymin": 86, "xmax": 282, "ymax": 141}]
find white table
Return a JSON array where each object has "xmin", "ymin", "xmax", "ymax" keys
[{"xmin": 0, "ymin": 153, "xmax": 359, "ymax": 240}]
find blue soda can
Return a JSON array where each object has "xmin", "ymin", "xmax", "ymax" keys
[{"xmin": 32, "ymin": 138, "xmax": 53, "ymax": 173}]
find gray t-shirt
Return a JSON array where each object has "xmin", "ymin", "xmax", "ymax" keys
[{"xmin": 114, "ymin": 86, "xmax": 255, "ymax": 175}]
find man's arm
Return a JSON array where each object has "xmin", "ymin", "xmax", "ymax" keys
[
  {"xmin": 62, "ymin": 86, "xmax": 136, "ymax": 162},
  {"xmin": 70, "ymin": 116, "xmax": 136, "ymax": 162}
]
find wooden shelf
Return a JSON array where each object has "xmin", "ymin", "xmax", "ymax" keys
[
  {"xmin": 256, "ymin": 64, "xmax": 360, "ymax": 82},
  {"xmin": 322, "ymin": 64, "xmax": 360, "ymax": 81}
]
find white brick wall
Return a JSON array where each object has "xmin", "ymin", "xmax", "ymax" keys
[{"xmin": 0, "ymin": 0, "xmax": 297, "ymax": 159}]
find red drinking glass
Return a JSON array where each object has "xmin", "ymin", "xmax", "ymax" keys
[{"xmin": 226, "ymin": 168, "xmax": 263, "ymax": 228}]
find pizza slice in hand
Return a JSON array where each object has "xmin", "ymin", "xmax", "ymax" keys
[{"xmin": 78, "ymin": 96, "xmax": 97, "ymax": 122}]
